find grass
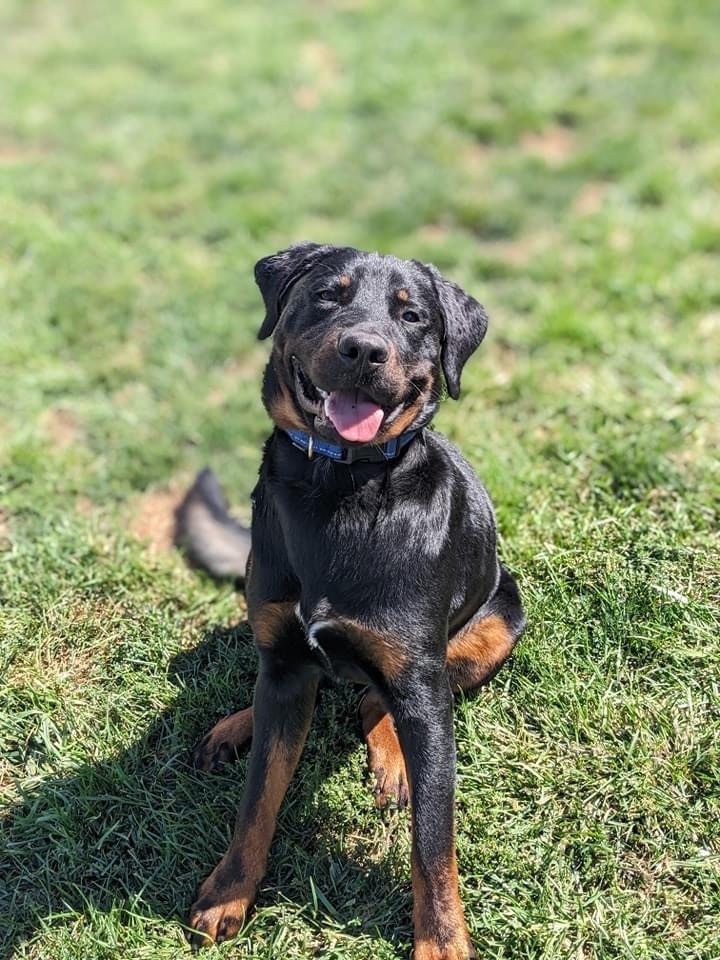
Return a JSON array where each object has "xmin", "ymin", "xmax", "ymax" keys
[{"xmin": 1, "ymin": 0, "xmax": 719, "ymax": 957}]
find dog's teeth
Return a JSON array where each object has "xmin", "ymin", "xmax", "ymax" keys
[
  {"xmin": 323, "ymin": 396, "xmax": 331, "ymax": 416},
  {"xmin": 317, "ymin": 388, "xmax": 328, "ymax": 399}
]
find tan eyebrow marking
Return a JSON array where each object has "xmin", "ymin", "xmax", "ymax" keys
[
  {"xmin": 396, "ymin": 288, "xmax": 409, "ymax": 302},
  {"xmin": 339, "ymin": 274, "xmax": 352, "ymax": 288}
]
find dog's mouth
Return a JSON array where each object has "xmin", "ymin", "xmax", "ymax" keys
[{"xmin": 291, "ymin": 357, "xmax": 402, "ymax": 444}]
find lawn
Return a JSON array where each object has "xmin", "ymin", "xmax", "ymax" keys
[{"xmin": 1, "ymin": 0, "xmax": 719, "ymax": 957}]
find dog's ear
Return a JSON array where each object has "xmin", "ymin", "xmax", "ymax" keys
[
  {"xmin": 419, "ymin": 262, "xmax": 489, "ymax": 399},
  {"xmin": 254, "ymin": 242, "xmax": 330, "ymax": 340}
]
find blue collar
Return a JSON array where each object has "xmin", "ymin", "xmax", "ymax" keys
[{"xmin": 283, "ymin": 427, "xmax": 421, "ymax": 464}]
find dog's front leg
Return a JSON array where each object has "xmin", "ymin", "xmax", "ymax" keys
[
  {"xmin": 188, "ymin": 656, "xmax": 319, "ymax": 949},
  {"xmin": 389, "ymin": 664, "xmax": 477, "ymax": 960}
]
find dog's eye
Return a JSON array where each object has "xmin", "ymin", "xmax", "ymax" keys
[
  {"xmin": 318, "ymin": 290, "xmax": 336, "ymax": 302},
  {"xmin": 402, "ymin": 310, "xmax": 420, "ymax": 323}
]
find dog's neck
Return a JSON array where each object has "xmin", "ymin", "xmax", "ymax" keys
[{"xmin": 282, "ymin": 426, "xmax": 422, "ymax": 464}]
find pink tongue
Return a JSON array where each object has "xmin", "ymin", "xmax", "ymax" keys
[{"xmin": 326, "ymin": 390, "xmax": 384, "ymax": 443}]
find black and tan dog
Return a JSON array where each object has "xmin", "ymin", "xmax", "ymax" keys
[{"xmin": 176, "ymin": 243, "xmax": 526, "ymax": 958}]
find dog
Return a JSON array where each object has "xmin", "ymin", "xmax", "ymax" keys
[{"xmin": 176, "ymin": 243, "xmax": 526, "ymax": 958}]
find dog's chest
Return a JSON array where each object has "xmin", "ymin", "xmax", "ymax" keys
[{"xmin": 274, "ymin": 480, "xmax": 383, "ymax": 570}]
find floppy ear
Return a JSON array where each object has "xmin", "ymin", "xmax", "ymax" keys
[
  {"xmin": 420, "ymin": 263, "xmax": 489, "ymax": 399},
  {"xmin": 254, "ymin": 242, "xmax": 330, "ymax": 340}
]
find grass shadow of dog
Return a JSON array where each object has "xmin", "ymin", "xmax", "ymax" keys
[{"xmin": 2, "ymin": 619, "xmax": 412, "ymax": 958}]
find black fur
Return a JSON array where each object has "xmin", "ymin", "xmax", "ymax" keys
[
  {"xmin": 182, "ymin": 244, "xmax": 526, "ymax": 956},
  {"xmin": 416, "ymin": 260, "xmax": 489, "ymax": 400}
]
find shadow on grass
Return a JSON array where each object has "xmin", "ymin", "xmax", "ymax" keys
[{"xmin": 2, "ymin": 618, "xmax": 411, "ymax": 957}]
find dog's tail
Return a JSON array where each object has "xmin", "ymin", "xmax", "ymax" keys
[{"xmin": 174, "ymin": 468, "xmax": 251, "ymax": 580}]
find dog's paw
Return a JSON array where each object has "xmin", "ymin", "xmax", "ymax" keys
[
  {"xmin": 191, "ymin": 707, "xmax": 253, "ymax": 773},
  {"xmin": 191, "ymin": 733, "xmax": 236, "ymax": 773},
  {"xmin": 187, "ymin": 872, "xmax": 253, "ymax": 951},
  {"xmin": 187, "ymin": 899, "xmax": 248, "ymax": 951},
  {"xmin": 371, "ymin": 759, "xmax": 410, "ymax": 810}
]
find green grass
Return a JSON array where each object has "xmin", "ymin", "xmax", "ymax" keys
[{"xmin": 1, "ymin": 0, "xmax": 719, "ymax": 957}]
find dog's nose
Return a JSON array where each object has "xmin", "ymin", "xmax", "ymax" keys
[{"xmin": 337, "ymin": 331, "xmax": 389, "ymax": 369}]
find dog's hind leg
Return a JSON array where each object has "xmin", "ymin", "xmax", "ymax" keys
[
  {"xmin": 447, "ymin": 566, "xmax": 526, "ymax": 693},
  {"xmin": 192, "ymin": 706, "xmax": 254, "ymax": 773},
  {"xmin": 359, "ymin": 568, "xmax": 525, "ymax": 809},
  {"xmin": 360, "ymin": 690, "xmax": 409, "ymax": 809},
  {"xmin": 359, "ymin": 611, "xmax": 511, "ymax": 812}
]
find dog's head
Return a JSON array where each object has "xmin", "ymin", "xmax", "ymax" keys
[{"xmin": 255, "ymin": 243, "xmax": 488, "ymax": 445}]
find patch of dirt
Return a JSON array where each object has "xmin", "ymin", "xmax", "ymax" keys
[
  {"xmin": 130, "ymin": 485, "xmax": 187, "ymax": 554},
  {"xmin": 520, "ymin": 125, "xmax": 575, "ymax": 165},
  {"xmin": 573, "ymin": 181, "xmax": 608, "ymax": 216},
  {"xmin": 698, "ymin": 311, "xmax": 720, "ymax": 339},
  {"xmin": 74, "ymin": 495, "xmax": 95, "ymax": 516},
  {"xmin": 301, "ymin": 40, "xmax": 339, "ymax": 75},
  {"xmin": 40, "ymin": 407, "xmax": 82, "ymax": 450},
  {"xmin": 417, "ymin": 222, "xmax": 452, "ymax": 244},
  {"xmin": 610, "ymin": 227, "xmax": 632, "ymax": 251},
  {"xmin": 294, "ymin": 87, "xmax": 321, "ymax": 110},
  {"xmin": 480, "ymin": 229, "xmax": 560, "ymax": 267},
  {"xmin": 0, "ymin": 141, "xmax": 48, "ymax": 165},
  {"xmin": 460, "ymin": 141, "xmax": 494, "ymax": 173},
  {"xmin": 293, "ymin": 41, "xmax": 340, "ymax": 110}
]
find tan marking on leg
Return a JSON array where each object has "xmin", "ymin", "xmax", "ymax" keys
[
  {"xmin": 229, "ymin": 736, "xmax": 297, "ymax": 891},
  {"xmin": 190, "ymin": 680, "xmax": 318, "ymax": 947},
  {"xmin": 341, "ymin": 618, "xmax": 408, "ymax": 678},
  {"xmin": 190, "ymin": 737, "xmax": 295, "ymax": 944},
  {"xmin": 251, "ymin": 601, "xmax": 298, "ymax": 650},
  {"xmin": 412, "ymin": 852, "xmax": 477, "ymax": 959},
  {"xmin": 413, "ymin": 935, "xmax": 478, "ymax": 959},
  {"xmin": 360, "ymin": 690, "xmax": 409, "ymax": 808},
  {"xmin": 447, "ymin": 613, "xmax": 514, "ymax": 693},
  {"xmin": 193, "ymin": 706, "xmax": 254, "ymax": 772}
]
